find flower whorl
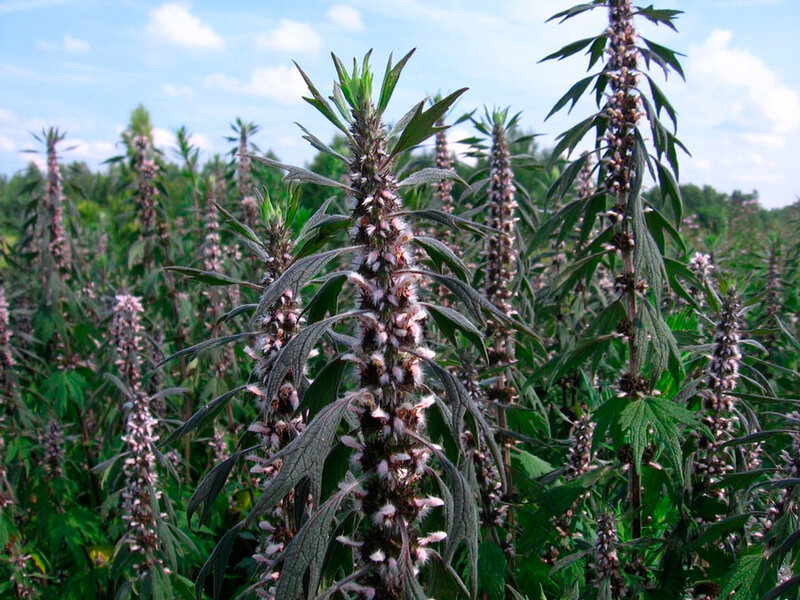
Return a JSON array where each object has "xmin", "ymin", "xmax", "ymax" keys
[
  {"xmin": 202, "ymin": 180, "xmax": 223, "ymax": 275},
  {"xmin": 237, "ymin": 124, "xmax": 259, "ymax": 228},
  {"xmin": 247, "ymin": 222, "xmax": 305, "ymax": 599},
  {"xmin": 433, "ymin": 122, "xmax": 454, "ymax": 216}
]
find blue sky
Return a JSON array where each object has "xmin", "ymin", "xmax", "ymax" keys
[{"xmin": 1, "ymin": 0, "xmax": 798, "ymax": 208}]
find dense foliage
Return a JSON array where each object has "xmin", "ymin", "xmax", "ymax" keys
[{"xmin": 1, "ymin": 2, "xmax": 799, "ymax": 599}]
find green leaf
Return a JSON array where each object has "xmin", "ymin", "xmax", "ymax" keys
[
  {"xmin": 640, "ymin": 37, "xmax": 686, "ymax": 80},
  {"xmin": 251, "ymin": 155, "xmax": 352, "ymax": 191},
  {"xmin": 164, "ymin": 266, "xmax": 262, "ymax": 290},
  {"xmin": 540, "ymin": 37, "xmax": 596, "ymax": 62},
  {"xmin": 187, "ymin": 451, "xmax": 246, "ymax": 527},
  {"xmin": 261, "ymin": 311, "xmax": 362, "ymax": 403},
  {"xmin": 389, "ymin": 87, "xmax": 468, "ymax": 157},
  {"xmin": 423, "ymin": 302, "xmax": 487, "ymax": 362},
  {"xmin": 478, "ymin": 542, "xmax": 508, "ymax": 600},
  {"xmin": 378, "ymin": 49, "xmax": 415, "ymax": 114},
  {"xmin": 194, "ymin": 522, "xmax": 243, "ymax": 600},
  {"xmin": 161, "ymin": 385, "xmax": 246, "ymax": 447},
  {"xmin": 413, "ymin": 236, "xmax": 471, "ymax": 281},
  {"xmin": 545, "ymin": 74, "xmax": 597, "ymax": 120},
  {"xmin": 293, "ymin": 61, "xmax": 352, "ymax": 136},
  {"xmin": 397, "ymin": 167, "xmax": 467, "ymax": 188}
]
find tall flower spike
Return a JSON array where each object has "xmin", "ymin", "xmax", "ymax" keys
[
  {"xmin": 554, "ymin": 410, "xmax": 596, "ymax": 541},
  {"xmin": 248, "ymin": 205, "xmax": 305, "ymax": 599},
  {"xmin": 334, "ymin": 53, "xmax": 458, "ymax": 599},
  {"xmin": 593, "ymin": 512, "xmax": 627, "ymax": 597},
  {"xmin": 0, "ymin": 285, "xmax": 15, "ymax": 396},
  {"xmin": 483, "ymin": 111, "xmax": 519, "ymax": 493},
  {"xmin": 110, "ymin": 294, "xmax": 145, "ymax": 394},
  {"xmin": 45, "ymin": 129, "xmax": 72, "ymax": 279},
  {"xmin": 688, "ymin": 252, "xmax": 715, "ymax": 303},
  {"xmin": 433, "ymin": 120, "xmax": 454, "ymax": 216},
  {"xmin": 236, "ymin": 119, "xmax": 260, "ymax": 228},
  {"xmin": 132, "ymin": 135, "xmax": 158, "ymax": 271},
  {"xmin": 121, "ymin": 390, "xmax": 162, "ymax": 570}
]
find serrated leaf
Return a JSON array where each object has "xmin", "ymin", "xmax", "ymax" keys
[
  {"xmin": 432, "ymin": 450, "xmax": 478, "ymax": 596},
  {"xmin": 253, "ymin": 246, "xmax": 360, "ymax": 328},
  {"xmin": 274, "ymin": 478, "xmax": 362, "ymax": 600},
  {"xmin": 294, "ymin": 61, "xmax": 352, "ymax": 136},
  {"xmin": 396, "ymin": 208, "xmax": 495, "ymax": 235},
  {"xmin": 188, "ymin": 451, "xmax": 246, "ymax": 527},
  {"xmin": 244, "ymin": 397, "xmax": 352, "ymax": 527},
  {"xmin": 478, "ymin": 542, "xmax": 508, "ymax": 600},
  {"xmin": 719, "ymin": 553, "xmax": 764, "ymax": 599},
  {"xmin": 546, "ymin": 74, "xmax": 597, "ymax": 120},
  {"xmin": 157, "ymin": 332, "xmax": 258, "ymax": 368},
  {"xmin": 262, "ymin": 311, "xmax": 362, "ymax": 403},
  {"xmin": 540, "ymin": 36, "xmax": 596, "ymax": 62},
  {"xmin": 423, "ymin": 357, "xmax": 506, "ymax": 490},
  {"xmin": 422, "ymin": 302, "xmax": 487, "ymax": 361},
  {"xmin": 398, "ymin": 167, "xmax": 467, "ymax": 188},
  {"xmin": 161, "ymin": 385, "xmax": 246, "ymax": 447},
  {"xmin": 296, "ymin": 123, "xmax": 349, "ymax": 163}
]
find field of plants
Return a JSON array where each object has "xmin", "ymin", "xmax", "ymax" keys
[{"xmin": 1, "ymin": 1, "xmax": 799, "ymax": 599}]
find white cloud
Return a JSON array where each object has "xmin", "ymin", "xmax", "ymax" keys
[
  {"xmin": 205, "ymin": 65, "xmax": 306, "ymax": 104},
  {"xmin": 0, "ymin": 135, "xmax": 16, "ymax": 151},
  {"xmin": 447, "ymin": 127, "xmax": 477, "ymax": 167},
  {"xmin": 152, "ymin": 127, "xmax": 176, "ymax": 151},
  {"xmin": 256, "ymin": 20, "xmax": 321, "ymax": 54},
  {"xmin": 146, "ymin": 3, "xmax": 223, "ymax": 50},
  {"xmin": 0, "ymin": 0, "xmax": 76, "ymax": 14},
  {"xmin": 37, "ymin": 34, "xmax": 90, "ymax": 53},
  {"xmin": 152, "ymin": 127, "xmax": 213, "ymax": 154},
  {"xmin": 69, "ymin": 139, "xmax": 114, "ymax": 162},
  {"xmin": 162, "ymin": 82, "xmax": 194, "ymax": 97},
  {"xmin": 327, "ymin": 4, "xmax": 364, "ymax": 31},
  {"xmin": 687, "ymin": 29, "xmax": 800, "ymax": 137}
]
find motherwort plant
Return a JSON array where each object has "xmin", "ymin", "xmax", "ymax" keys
[
  {"xmin": 188, "ymin": 51, "xmax": 511, "ymax": 600},
  {"xmin": 542, "ymin": 0, "xmax": 687, "ymax": 547}
]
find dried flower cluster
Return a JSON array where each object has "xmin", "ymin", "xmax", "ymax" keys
[
  {"xmin": 603, "ymin": 0, "xmax": 642, "ymax": 201},
  {"xmin": 43, "ymin": 418, "xmax": 64, "ymax": 479},
  {"xmin": 593, "ymin": 512, "xmax": 626, "ymax": 596}
]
